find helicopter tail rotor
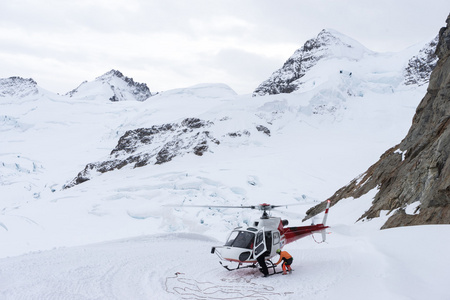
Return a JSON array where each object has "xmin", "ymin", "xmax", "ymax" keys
[
  {"xmin": 321, "ymin": 199, "xmax": 331, "ymax": 226},
  {"xmin": 321, "ymin": 200, "xmax": 331, "ymax": 242}
]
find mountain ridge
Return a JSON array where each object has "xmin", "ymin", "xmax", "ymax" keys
[
  {"xmin": 66, "ymin": 69, "xmax": 153, "ymax": 102},
  {"xmin": 253, "ymin": 29, "xmax": 437, "ymax": 97},
  {"xmin": 0, "ymin": 29, "xmax": 437, "ymax": 101},
  {"xmin": 304, "ymin": 14, "xmax": 450, "ymax": 229}
]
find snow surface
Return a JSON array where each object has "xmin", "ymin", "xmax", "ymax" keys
[{"xmin": 1, "ymin": 46, "xmax": 449, "ymax": 299}]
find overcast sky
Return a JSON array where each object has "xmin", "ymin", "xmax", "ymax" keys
[{"xmin": 0, "ymin": 0, "xmax": 449, "ymax": 95}]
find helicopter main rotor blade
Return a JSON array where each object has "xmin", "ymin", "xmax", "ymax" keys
[
  {"xmin": 165, "ymin": 202, "xmax": 305, "ymax": 210},
  {"xmin": 265, "ymin": 203, "xmax": 305, "ymax": 209},
  {"xmin": 164, "ymin": 204, "xmax": 257, "ymax": 209}
]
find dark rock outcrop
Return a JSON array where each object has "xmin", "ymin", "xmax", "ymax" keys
[
  {"xmin": 256, "ymin": 125, "xmax": 271, "ymax": 136},
  {"xmin": 64, "ymin": 113, "xmax": 276, "ymax": 189},
  {"xmin": 404, "ymin": 35, "xmax": 439, "ymax": 86},
  {"xmin": 304, "ymin": 14, "xmax": 450, "ymax": 229},
  {"xmin": 64, "ymin": 118, "xmax": 219, "ymax": 188}
]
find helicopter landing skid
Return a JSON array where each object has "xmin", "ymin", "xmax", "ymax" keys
[
  {"xmin": 220, "ymin": 261, "xmax": 258, "ymax": 271},
  {"xmin": 220, "ymin": 259, "xmax": 280, "ymax": 275}
]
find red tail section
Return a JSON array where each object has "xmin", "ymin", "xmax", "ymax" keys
[{"xmin": 280, "ymin": 199, "xmax": 331, "ymax": 245}]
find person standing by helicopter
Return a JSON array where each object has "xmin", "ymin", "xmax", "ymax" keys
[
  {"xmin": 274, "ymin": 249, "xmax": 293, "ymax": 275},
  {"xmin": 257, "ymin": 253, "xmax": 269, "ymax": 277}
]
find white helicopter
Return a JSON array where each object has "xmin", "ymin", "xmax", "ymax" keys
[{"xmin": 173, "ymin": 200, "xmax": 331, "ymax": 274}]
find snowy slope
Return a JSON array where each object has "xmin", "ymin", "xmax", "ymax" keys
[{"xmin": 1, "ymin": 34, "xmax": 449, "ymax": 299}]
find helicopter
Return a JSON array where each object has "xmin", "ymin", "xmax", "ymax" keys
[{"xmin": 173, "ymin": 200, "xmax": 331, "ymax": 273}]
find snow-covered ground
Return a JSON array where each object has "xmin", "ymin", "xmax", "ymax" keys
[
  {"xmin": 1, "ymin": 44, "xmax": 449, "ymax": 299},
  {"xmin": 2, "ymin": 201, "xmax": 449, "ymax": 300}
]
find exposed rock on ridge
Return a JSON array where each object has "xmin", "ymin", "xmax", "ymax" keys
[
  {"xmin": 404, "ymin": 35, "xmax": 439, "ymax": 86},
  {"xmin": 64, "ymin": 115, "xmax": 274, "ymax": 189},
  {"xmin": 304, "ymin": 14, "xmax": 450, "ymax": 229},
  {"xmin": 64, "ymin": 118, "xmax": 220, "ymax": 188}
]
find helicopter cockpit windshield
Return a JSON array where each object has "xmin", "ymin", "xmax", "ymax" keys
[{"xmin": 224, "ymin": 230, "xmax": 255, "ymax": 249}]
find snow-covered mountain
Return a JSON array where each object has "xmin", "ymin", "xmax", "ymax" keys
[
  {"xmin": 66, "ymin": 69, "xmax": 152, "ymax": 102},
  {"xmin": 253, "ymin": 29, "xmax": 373, "ymax": 96},
  {"xmin": 0, "ymin": 77, "xmax": 40, "ymax": 98},
  {"xmin": 253, "ymin": 29, "xmax": 437, "ymax": 98},
  {"xmin": 306, "ymin": 16, "xmax": 450, "ymax": 230},
  {"xmin": 1, "ymin": 24, "xmax": 449, "ymax": 299}
]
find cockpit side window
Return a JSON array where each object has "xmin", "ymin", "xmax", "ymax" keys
[
  {"xmin": 225, "ymin": 231, "xmax": 239, "ymax": 246},
  {"xmin": 225, "ymin": 231, "xmax": 255, "ymax": 249}
]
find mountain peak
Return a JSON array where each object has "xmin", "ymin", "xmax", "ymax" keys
[
  {"xmin": 290, "ymin": 29, "xmax": 371, "ymax": 61},
  {"xmin": 96, "ymin": 69, "xmax": 126, "ymax": 81},
  {"xmin": 316, "ymin": 29, "xmax": 368, "ymax": 49},
  {"xmin": 0, "ymin": 76, "xmax": 39, "ymax": 98},
  {"xmin": 253, "ymin": 29, "xmax": 371, "ymax": 96},
  {"xmin": 67, "ymin": 70, "xmax": 152, "ymax": 102}
]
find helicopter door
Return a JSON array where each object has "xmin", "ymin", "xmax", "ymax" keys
[{"xmin": 253, "ymin": 228, "xmax": 267, "ymax": 259}]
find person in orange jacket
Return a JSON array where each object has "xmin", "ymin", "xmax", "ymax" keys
[{"xmin": 274, "ymin": 249, "xmax": 293, "ymax": 275}]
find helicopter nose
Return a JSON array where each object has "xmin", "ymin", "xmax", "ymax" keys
[{"xmin": 220, "ymin": 247, "xmax": 252, "ymax": 262}]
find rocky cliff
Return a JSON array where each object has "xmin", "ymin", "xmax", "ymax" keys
[{"xmin": 305, "ymin": 14, "xmax": 450, "ymax": 229}]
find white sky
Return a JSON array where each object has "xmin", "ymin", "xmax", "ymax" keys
[{"xmin": 0, "ymin": 0, "xmax": 449, "ymax": 95}]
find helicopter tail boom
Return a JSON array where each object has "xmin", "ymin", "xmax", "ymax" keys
[{"xmin": 282, "ymin": 199, "xmax": 332, "ymax": 244}]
